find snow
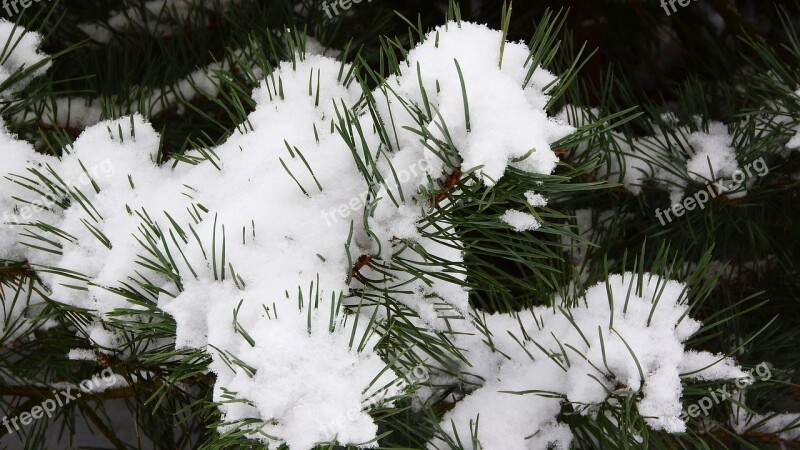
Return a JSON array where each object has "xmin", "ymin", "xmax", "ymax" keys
[
  {"xmin": 0, "ymin": 21, "xmax": 755, "ymax": 450},
  {"xmin": 561, "ymin": 208, "xmax": 620, "ymax": 266},
  {"xmin": 432, "ymin": 273, "xmax": 746, "ymax": 449},
  {"xmin": 766, "ymin": 88, "xmax": 800, "ymax": 152},
  {"xmin": 13, "ymin": 45, "xmax": 262, "ymax": 129},
  {"xmin": 48, "ymin": 368, "xmax": 129, "ymax": 394},
  {"xmin": 354, "ymin": 21, "xmax": 575, "ymax": 330},
  {"xmin": 217, "ymin": 298, "xmax": 400, "ymax": 449},
  {"xmin": 525, "ymin": 190, "xmax": 548, "ymax": 207},
  {"xmin": 67, "ymin": 348, "xmax": 97, "ymax": 361},
  {"xmin": 501, "ymin": 209, "xmax": 541, "ymax": 231},
  {"xmin": 787, "ymin": 130, "xmax": 800, "ymax": 149},
  {"xmin": 0, "ymin": 19, "xmax": 51, "ymax": 98},
  {"xmin": 678, "ymin": 350, "xmax": 747, "ymax": 380},
  {"xmin": 78, "ymin": 0, "xmax": 238, "ymax": 43},
  {"xmin": 0, "ymin": 118, "xmax": 43, "ymax": 259},
  {"xmin": 559, "ymin": 109, "xmax": 756, "ymax": 204},
  {"xmin": 0, "ymin": 115, "xmax": 49, "ymax": 340},
  {"xmin": 686, "ymin": 122, "xmax": 741, "ymax": 185},
  {"xmin": 375, "ymin": 22, "xmax": 574, "ymax": 186},
  {"xmin": 82, "ymin": 369, "xmax": 128, "ymax": 393},
  {"xmin": 3, "ymin": 50, "xmax": 392, "ymax": 447},
  {"xmin": 731, "ymin": 391, "xmax": 800, "ymax": 442},
  {"xmin": 744, "ymin": 412, "xmax": 800, "ymax": 441}
]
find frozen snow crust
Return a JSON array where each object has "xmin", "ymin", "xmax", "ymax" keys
[{"xmin": 0, "ymin": 21, "xmax": 751, "ymax": 449}]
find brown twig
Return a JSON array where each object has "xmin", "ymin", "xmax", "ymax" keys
[
  {"xmin": 349, "ymin": 254, "xmax": 374, "ymax": 283},
  {"xmin": 0, "ymin": 264, "xmax": 36, "ymax": 280},
  {"xmin": 430, "ymin": 169, "xmax": 463, "ymax": 207},
  {"xmin": 553, "ymin": 148, "xmax": 571, "ymax": 159}
]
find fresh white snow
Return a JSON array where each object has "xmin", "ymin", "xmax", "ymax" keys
[{"xmin": 0, "ymin": 19, "xmax": 777, "ymax": 450}]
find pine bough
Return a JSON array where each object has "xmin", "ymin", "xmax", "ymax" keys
[{"xmin": 0, "ymin": 15, "xmax": 784, "ymax": 450}]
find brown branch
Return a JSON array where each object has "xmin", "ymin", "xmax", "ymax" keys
[
  {"xmin": 429, "ymin": 169, "xmax": 463, "ymax": 207},
  {"xmin": 0, "ymin": 263, "xmax": 36, "ymax": 280},
  {"xmin": 348, "ymin": 255, "xmax": 374, "ymax": 284}
]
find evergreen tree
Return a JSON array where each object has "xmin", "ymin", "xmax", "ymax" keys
[{"xmin": 0, "ymin": 1, "xmax": 798, "ymax": 449}]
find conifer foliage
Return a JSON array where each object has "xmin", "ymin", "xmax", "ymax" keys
[{"xmin": 0, "ymin": 1, "xmax": 798, "ymax": 449}]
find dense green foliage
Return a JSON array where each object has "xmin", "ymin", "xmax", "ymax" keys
[{"xmin": 1, "ymin": 1, "xmax": 798, "ymax": 449}]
